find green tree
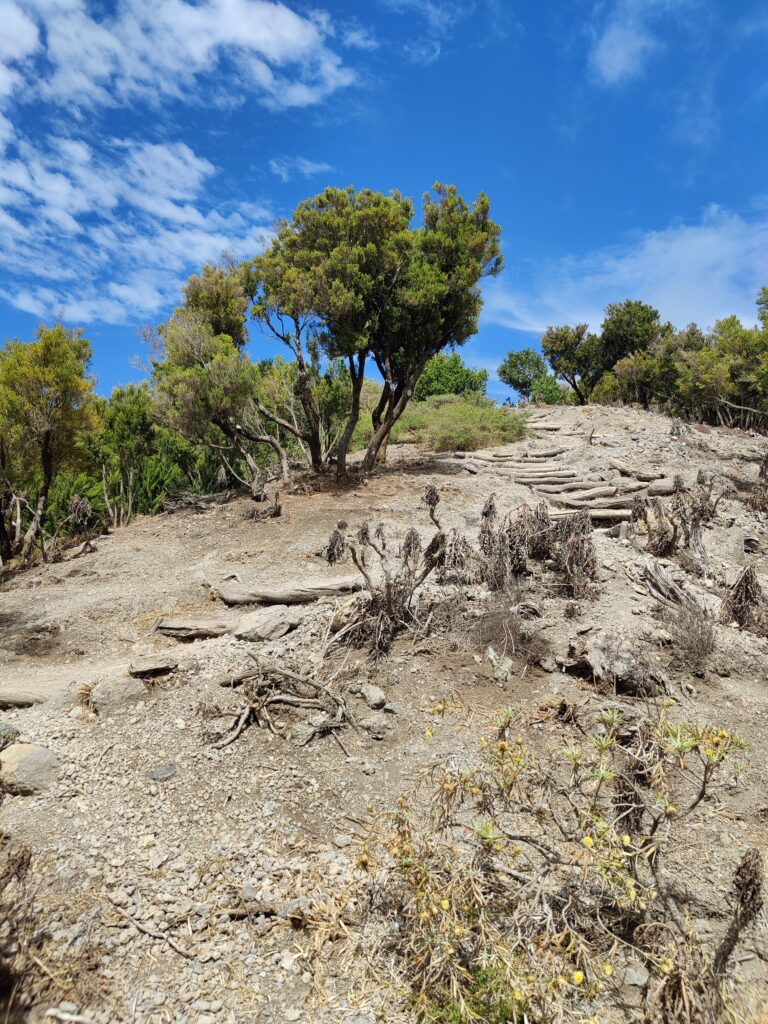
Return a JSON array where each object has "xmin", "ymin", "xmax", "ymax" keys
[
  {"xmin": 153, "ymin": 309, "xmax": 289, "ymax": 493},
  {"xmin": 360, "ymin": 184, "xmax": 503, "ymax": 472},
  {"xmin": 600, "ymin": 299, "xmax": 672, "ymax": 370},
  {"xmin": 413, "ymin": 351, "xmax": 488, "ymax": 400},
  {"xmin": 0, "ymin": 324, "xmax": 95, "ymax": 561},
  {"xmin": 92, "ymin": 382, "xmax": 156, "ymax": 526},
  {"xmin": 252, "ymin": 186, "xmax": 414, "ymax": 478},
  {"xmin": 183, "ymin": 260, "xmax": 251, "ymax": 348},
  {"xmin": 497, "ymin": 348, "xmax": 547, "ymax": 399},
  {"xmin": 540, "ymin": 323, "xmax": 601, "ymax": 404}
]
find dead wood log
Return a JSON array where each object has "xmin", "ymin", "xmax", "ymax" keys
[
  {"xmin": 636, "ymin": 560, "xmax": 720, "ymax": 616},
  {"xmin": 617, "ymin": 480, "xmax": 650, "ymax": 493},
  {"xmin": 608, "ymin": 458, "xmax": 663, "ymax": 482},
  {"xmin": 154, "ymin": 617, "xmax": 230, "ymax": 640},
  {"xmin": 549, "ymin": 509, "xmax": 633, "ymax": 521},
  {"xmin": 647, "ymin": 478, "xmax": 677, "ymax": 496},
  {"xmin": 528, "ymin": 424, "xmax": 562, "ymax": 431},
  {"xmin": 435, "ymin": 459, "xmax": 480, "ymax": 474},
  {"xmin": 208, "ymin": 575, "xmax": 363, "ymax": 607},
  {"xmin": 546, "ymin": 494, "xmax": 641, "ymax": 510},
  {"xmin": 0, "ymin": 690, "xmax": 45, "ymax": 709},
  {"xmin": 535, "ymin": 478, "xmax": 604, "ymax": 493},
  {"xmin": 559, "ymin": 485, "xmax": 618, "ymax": 501}
]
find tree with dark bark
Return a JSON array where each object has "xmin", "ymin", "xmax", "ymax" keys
[
  {"xmin": 250, "ymin": 186, "xmax": 414, "ymax": 478},
  {"xmin": 360, "ymin": 184, "xmax": 502, "ymax": 472}
]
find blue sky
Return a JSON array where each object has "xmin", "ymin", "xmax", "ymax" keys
[{"xmin": 1, "ymin": 0, "xmax": 767, "ymax": 400}]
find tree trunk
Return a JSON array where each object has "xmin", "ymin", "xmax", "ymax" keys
[
  {"xmin": 102, "ymin": 463, "xmax": 116, "ymax": 528},
  {"xmin": 361, "ymin": 369, "xmax": 420, "ymax": 474},
  {"xmin": 0, "ymin": 499, "xmax": 11, "ymax": 563},
  {"xmin": 336, "ymin": 352, "xmax": 366, "ymax": 480},
  {"xmin": 20, "ymin": 493, "xmax": 46, "ymax": 562},
  {"xmin": 20, "ymin": 432, "xmax": 53, "ymax": 562},
  {"xmin": 294, "ymin": 348, "xmax": 325, "ymax": 472}
]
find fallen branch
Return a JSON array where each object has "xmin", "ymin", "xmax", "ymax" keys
[
  {"xmin": 111, "ymin": 907, "xmax": 193, "ymax": 959},
  {"xmin": 208, "ymin": 575, "xmax": 363, "ymax": 607},
  {"xmin": 608, "ymin": 458, "xmax": 663, "ymax": 482},
  {"xmin": 0, "ymin": 690, "xmax": 45, "ymax": 709}
]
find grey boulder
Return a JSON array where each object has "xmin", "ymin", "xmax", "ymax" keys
[
  {"xmin": 90, "ymin": 675, "xmax": 148, "ymax": 714},
  {"xmin": 0, "ymin": 742, "xmax": 59, "ymax": 794},
  {"xmin": 234, "ymin": 605, "xmax": 305, "ymax": 642}
]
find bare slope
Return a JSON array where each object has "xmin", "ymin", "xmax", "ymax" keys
[{"xmin": 0, "ymin": 404, "xmax": 766, "ymax": 1024}]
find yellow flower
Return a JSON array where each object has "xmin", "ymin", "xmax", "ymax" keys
[
  {"xmin": 621, "ymin": 834, "xmax": 631, "ymax": 846},
  {"xmin": 602, "ymin": 963, "xmax": 614, "ymax": 977},
  {"xmin": 440, "ymin": 899, "xmax": 450, "ymax": 910},
  {"xmin": 582, "ymin": 836, "xmax": 595, "ymax": 849},
  {"xmin": 571, "ymin": 970, "xmax": 585, "ymax": 986},
  {"xmin": 425, "ymin": 728, "xmax": 433, "ymax": 739}
]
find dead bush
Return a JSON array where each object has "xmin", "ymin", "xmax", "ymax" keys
[
  {"xmin": 669, "ymin": 605, "xmax": 716, "ymax": 674},
  {"xmin": 474, "ymin": 605, "xmax": 549, "ymax": 667},
  {"xmin": 720, "ymin": 566, "xmax": 767, "ymax": 633}
]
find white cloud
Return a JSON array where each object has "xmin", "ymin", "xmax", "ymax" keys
[
  {"xmin": 589, "ymin": 0, "xmax": 691, "ymax": 86},
  {"xmin": 379, "ymin": 0, "xmax": 469, "ymax": 62},
  {"xmin": 268, "ymin": 155, "xmax": 334, "ymax": 182},
  {"xmin": 343, "ymin": 27, "xmax": 379, "ymax": 50},
  {"xmin": 483, "ymin": 204, "xmax": 768, "ymax": 335},
  {"xmin": 0, "ymin": 0, "xmax": 355, "ymax": 115},
  {"xmin": 0, "ymin": 135, "xmax": 273, "ymax": 324}
]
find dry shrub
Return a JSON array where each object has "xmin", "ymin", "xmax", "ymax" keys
[
  {"xmin": 720, "ymin": 566, "xmax": 767, "ymax": 632},
  {"xmin": 474, "ymin": 605, "xmax": 549, "ymax": 667},
  {"xmin": 362, "ymin": 707, "xmax": 754, "ymax": 1024},
  {"xmin": 669, "ymin": 604, "xmax": 716, "ymax": 674}
]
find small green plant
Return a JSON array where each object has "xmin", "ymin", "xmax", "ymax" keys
[{"xmin": 363, "ymin": 705, "xmax": 754, "ymax": 1024}]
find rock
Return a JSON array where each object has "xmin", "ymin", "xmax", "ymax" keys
[
  {"xmin": 622, "ymin": 965, "xmax": 650, "ymax": 988},
  {"xmin": 0, "ymin": 722, "xmax": 20, "ymax": 751},
  {"xmin": 334, "ymin": 834, "xmax": 353, "ymax": 849},
  {"xmin": 566, "ymin": 629, "xmax": 665, "ymax": 696},
  {"xmin": 331, "ymin": 596, "xmax": 359, "ymax": 633},
  {"xmin": 129, "ymin": 654, "xmax": 178, "ymax": 677},
  {"xmin": 148, "ymin": 764, "xmax": 177, "ymax": 782},
  {"xmin": 90, "ymin": 675, "xmax": 147, "ymax": 714},
  {"xmin": 155, "ymin": 617, "xmax": 230, "ymax": 640},
  {"xmin": 0, "ymin": 742, "xmax": 59, "ymax": 794},
  {"xmin": 0, "ymin": 690, "xmax": 45, "ymax": 709},
  {"xmin": 360, "ymin": 682, "xmax": 386, "ymax": 709},
  {"xmin": 284, "ymin": 1011, "xmax": 302, "ymax": 1022},
  {"xmin": 360, "ymin": 712, "xmax": 393, "ymax": 741},
  {"xmin": 538, "ymin": 656, "xmax": 556, "ymax": 673},
  {"xmin": 233, "ymin": 605, "xmax": 305, "ymax": 642}
]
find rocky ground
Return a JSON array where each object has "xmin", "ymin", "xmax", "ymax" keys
[{"xmin": 1, "ymin": 405, "xmax": 767, "ymax": 1024}]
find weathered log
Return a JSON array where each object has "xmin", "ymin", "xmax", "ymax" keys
[
  {"xmin": 608, "ymin": 458, "xmax": 663, "ymax": 482},
  {"xmin": 209, "ymin": 575, "xmax": 363, "ymax": 607},
  {"xmin": 647, "ymin": 478, "xmax": 676, "ymax": 496},
  {"xmin": 617, "ymin": 480, "xmax": 650, "ymax": 493},
  {"xmin": 435, "ymin": 459, "xmax": 480, "ymax": 474},
  {"xmin": 560, "ymin": 485, "xmax": 618, "ymax": 501},
  {"xmin": 549, "ymin": 508, "xmax": 633, "ymax": 521},
  {"xmin": 0, "ymin": 690, "xmax": 45, "ymax": 709},
  {"xmin": 546, "ymin": 493, "xmax": 641, "ymax": 510},
  {"xmin": 536, "ymin": 478, "xmax": 604, "ymax": 493},
  {"xmin": 154, "ymin": 617, "xmax": 231, "ymax": 640}
]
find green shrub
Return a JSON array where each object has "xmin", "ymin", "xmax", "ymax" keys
[
  {"xmin": 530, "ymin": 373, "xmax": 573, "ymax": 405},
  {"xmin": 414, "ymin": 352, "xmax": 488, "ymax": 400},
  {"xmin": 391, "ymin": 394, "xmax": 527, "ymax": 451}
]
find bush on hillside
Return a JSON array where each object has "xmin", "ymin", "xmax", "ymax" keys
[
  {"xmin": 414, "ymin": 352, "xmax": 488, "ymax": 400},
  {"xmin": 390, "ymin": 393, "xmax": 527, "ymax": 451}
]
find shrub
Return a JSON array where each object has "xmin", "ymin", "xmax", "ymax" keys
[
  {"xmin": 391, "ymin": 394, "xmax": 527, "ymax": 452},
  {"xmin": 363, "ymin": 707, "xmax": 753, "ymax": 1024},
  {"xmin": 530, "ymin": 373, "xmax": 573, "ymax": 405},
  {"xmin": 414, "ymin": 352, "xmax": 488, "ymax": 400}
]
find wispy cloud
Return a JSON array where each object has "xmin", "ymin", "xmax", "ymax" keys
[
  {"xmin": 268, "ymin": 155, "xmax": 335, "ymax": 182},
  {"xmin": 589, "ymin": 0, "xmax": 692, "ymax": 86},
  {"xmin": 379, "ymin": 0, "xmax": 470, "ymax": 63},
  {"xmin": 0, "ymin": 135, "xmax": 272, "ymax": 323},
  {"xmin": 0, "ymin": 0, "xmax": 356, "ymax": 117},
  {"xmin": 483, "ymin": 203, "xmax": 768, "ymax": 335}
]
